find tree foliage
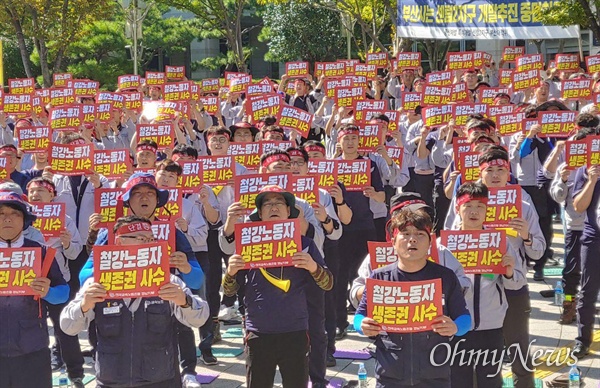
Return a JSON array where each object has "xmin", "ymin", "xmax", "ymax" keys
[
  {"xmin": 259, "ymin": 2, "xmax": 345, "ymax": 63},
  {"xmin": 538, "ymin": 0, "xmax": 600, "ymax": 46}
]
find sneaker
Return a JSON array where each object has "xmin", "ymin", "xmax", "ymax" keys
[
  {"xmin": 201, "ymin": 349, "xmax": 218, "ymax": 366},
  {"xmin": 51, "ymin": 360, "xmax": 64, "ymax": 372},
  {"xmin": 326, "ymin": 354, "xmax": 337, "ymax": 367},
  {"xmin": 182, "ymin": 373, "xmax": 201, "ymax": 388},
  {"xmin": 533, "ymin": 269, "xmax": 544, "ymax": 281},
  {"xmin": 572, "ymin": 342, "xmax": 589, "ymax": 359},
  {"xmin": 71, "ymin": 377, "xmax": 85, "ymax": 388},
  {"xmin": 218, "ymin": 305, "xmax": 239, "ymax": 321}
]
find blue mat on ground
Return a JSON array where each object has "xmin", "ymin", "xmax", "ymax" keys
[
  {"xmin": 222, "ymin": 327, "xmax": 244, "ymax": 338},
  {"xmin": 197, "ymin": 346, "xmax": 244, "ymax": 358},
  {"xmin": 544, "ymin": 267, "xmax": 563, "ymax": 276},
  {"xmin": 53, "ymin": 375, "xmax": 96, "ymax": 386},
  {"xmin": 197, "ymin": 372, "xmax": 219, "ymax": 384},
  {"xmin": 502, "ymin": 377, "xmax": 543, "ymax": 388}
]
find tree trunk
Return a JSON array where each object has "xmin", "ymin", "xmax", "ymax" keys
[
  {"xmin": 34, "ymin": 37, "xmax": 52, "ymax": 87},
  {"xmin": 576, "ymin": 0, "xmax": 600, "ymax": 46},
  {"xmin": 558, "ymin": 39, "xmax": 565, "ymax": 54},
  {"xmin": 6, "ymin": 6, "xmax": 34, "ymax": 78}
]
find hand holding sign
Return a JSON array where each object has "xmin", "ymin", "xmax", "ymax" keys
[
  {"xmin": 81, "ymin": 283, "xmax": 108, "ymax": 313},
  {"xmin": 361, "ymin": 317, "xmax": 382, "ymax": 337},
  {"xmin": 30, "ymin": 277, "xmax": 51, "ymax": 298},
  {"xmin": 292, "ymin": 251, "xmax": 317, "ymax": 273},
  {"xmin": 507, "ymin": 217, "xmax": 529, "ymax": 240},
  {"xmin": 157, "ymin": 282, "xmax": 187, "ymax": 306},
  {"xmin": 430, "ymin": 315, "xmax": 457, "ymax": 336},
  {"xmin": 502, "ymin": 254, "xmax": 515, "ymax": 279},
  {"xmin": 169, "ymin": 251, "xmax": 191, "ymax": 274},
  {"xmin": 226, "ymin": 254, "xmax": 246, "ymax": 277}
]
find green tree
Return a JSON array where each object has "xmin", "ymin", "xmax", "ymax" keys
[
  {"xmin": 259, "ymin": 2, "xmax": 344, "ymax": 63},
  {"xmin": 539, "ymin": 0, "xmax": 600, "ymax": 45}
]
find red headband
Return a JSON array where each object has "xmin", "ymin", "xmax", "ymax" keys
[
  {"xmin": 27, "ymin": 180, "xmax": 56, "ymax": 194},
  {"xmin": 261, "ymin": 154, "xmax": 290, "ymax": 168},
  {"xmin": 338, "ymin": 128, "xmax": 359, "ymax": 139},
  {"xmin": 137, "ymin": 144, "xmax": 157, "ymax": 153},
  {"xmin": 124, "ymin": 175, "xmax": 158, "ymax": 192},
  {"xmin": 69, "ymin": 139, "xmax": 87, "ymax": 146},
  {"xmin": 389, "ymin": 199, "xmax": 427, "ymax": 214},
  {"xmin": 304, "ymin": 144, "xmax": 325, "ymax": 154},
  {"xmin": 479, "ymin": 159, "xmax": 509, "ymax": 171},
  {"xmin": 116, "ymin": 222, "xmax": 152, "ymax": 236},
  {"xmin": 287, "ymin": 149, "xmax": 304, "ymax": 158},
  {"xmin": 171, "ymin": 154, "xmax": 181, "ymax": 162},
  {"xmin": 456, "ymin": 194, "xmax": 488, "ymax": 208}
]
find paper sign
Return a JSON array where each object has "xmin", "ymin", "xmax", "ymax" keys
[
  {"xmin": 537, "ymin": 111, "xmax": 576, "ymax": 138},
  {"xmin": 422, "ymin": 85, "xmax": 452, "ymax": 106},
  {"xmin": 564, "ymin": 139, "xmax": 588, "ymax": 170},
  {"xmin": 94, "ymin": 242, "xmax": 170, "ymax": 299},
  {"xmin": 290, "ymin": 175, "xmax": 319, "ymax": 204},
  {"xmin": 234, "ymin": 173, "xmax": 291, "ymax": 211},
  {"xmin": 512, "ymin": 69, "xmax": 540, "ymax": 91},
  {"xmin": 365, "ymin": 109, "xmax": 400, "ymax": 133},
  {"xmin": 426, "ymin": 71, "xmax": 453, "ymax": 86},
  {"xmin": 198, "ymin": 96, "xmax": 219, "ymax": 116},
  {"xmin": 587, "ymin": 136, "xmax": 600, "ymax": 167},
  {"xmin": 394, "ymin": 52, "xmax": 421, "ymax": 70},
  {"xmin": 496, "ymin": 113, "xmax": 526, "ymax": 136},
  {"xmin": 307, "ymin": 159, "xmax": 337, "ymax": 187},
  {"xmin": 137, "ymin": 123, "xmax": 174, "ymax": 150},
  {"xmin": 285, "ymin": 62, "xmax": 309, "ymax": 77},
  {"xmin": 366, "ymin": 278, "xmax": 443, "ymax": 333},
  {"xmin": 323, "ymin": 78, "xmax": 352, "ymax": 99},
  {"xmin": 555, "ymin": 54, "xmax": 580, "ymax": 72},
  {"xmin": 154, "ymin": 188, "xmax": 183, "ymax": 220},
  {"xmin": 386, "ymin": 146, "xmax": 404, "ymax": 167},
  {"xmin": 478, "ymin": 87, "xmax": 510, "ymax": 105},
  {"xmin": 94, "ymin": 188, "xmax": 124, "ymax": 228},
  {"xmin": 450, "ymin": 82, "xmax": 469, "ymax": 103},
  {"xmin": 177, "ymin": 161, "xmax": 203, "ymax": 194},
  {"xmin": 366, "ymin": 52, "xmax": 389, "ymax": 68},
  {"xmin": 198, "ymin": 155, "xmax": 236, "ymax": 186},
  {"xmin": 163, "ymin": 81, "xmax": 192, "ymax": 101},
  {"xmin": 30, "ymin": 202, "xmax": 66, "ymax": 238},
  {"xmin": 228, "ymin": 142, "xmax": 261, "ymax": 171},
  {"xmin": 334, "ymin": 86, "xmax": 365, "ymax": 107},
  {"xmin": 358, "ymin": 123, "xmax": 383, "ymax": 152},
  {"xmin": 151, "ymin": 221, "xmax": 177, "ymax": 256},
  {"xmin": 458, "ymin": 151, "xmax": 480, "ymax": 182},
  {"xmin": 0, "ymin": 247, "xmax": 42, "ymax": 296},
  {"xmin": 49, "ymin": 142, "xmax": 93, "ymax": 175},
  {"xmin": 145, "ymin": 72, "xmax": 166, "ymax": 86},
  {"xmin": 488, "ymin": 104, "xmax": 515, "ymax": 120},
  {"xmin": 93, "ymin": 149, "xmax": 132, "ymax": 180},
  {"xmin": 353, "ymin": 100, "xmax": 386, "ymax": 122},
  {"xmin": 121, "ymin": 92, "xmax": 143, "ymax": 112},
  {"xmin": 499, "ymin": 69, "xmax": 514, "ymax": 86},
  {"xmin": 368, "ymin": 241, "xmax": 398, "ymax": 269},
  {"xmin": 353, "ymin": 64, "xmax": 377, "ymax": 79},
  {"xmin": 561, "ymin": 79, "xmax": 592, "ymax": 100},
  {"xmin": 165, "ymin": 65, "xmax": 185, "ymax": 80},
  {"xmin": 224, "ymin": 72, "xmax": 248, "ymax": 87},
  {"xmin": 95, "ymin": 103, "xmax": 113, "ymax": 123},
  {"xmin": 502, "ymin": 46, "xmax": 525, "ymax": 63},
  {"xmin": 72, "ymin": 80, "xmax": 99, "ymax": 98},
  {"xmin": 118, "ymin": 75, "xmax": 141, "ymax": 90},
  {"xmin": 422, "ymin": 105, "xmax": 453, "ymax": 128},
  {"xmin": 53, "ymin": 73, "xmax": 73, "ymax": 88},
  {"xmin": 229, "ymin": 75, "xmax": 252, "ymax": 94},
  {"xmin": 586, "ymin": 55, "xmax": 600, "ymax": 74},
  {"xmin": 246, "ymin": 83, "xmax": 273, "ymax": 97},
  {"xmin": 447, "ymin": 52, "xmax": 476, "ymax": 71},
  {"xmin": 453, "ymin": 103, "xmax": 488, "ymax": 127},
  {"xmin": 3, "ymin": 94, "xmax": 33, "ymax": 116},
  {"xmin": 401, "ymin": 92, "xmax": 423, "ymax": 112},
  {"xmin": 485, "ymin": 185, "xmax": 522, "ymax": 229},
  {"xmin": 49, "ymin": 105, "xmax": 83, "ymax": 132},
  {"xmin": 314, "ymin": 62, "xmax": 346, "ymax": 78},
  {"xmin": 515, "ymin": 54, "xmax": 544, "ymax": 72},
  {"xmin": 235, "ymin": 219, "xmax": 302, "ymax": 269},
  {"xmin": 440, "ymin": 230, "xmax": 507, "ymax": 274},
  {"xmin": 336, "ymin": 159, "xmax": 371, "ymax": 191},
  {"xmin": 8, "ymin": 78, "xmax": 35, "ymax": 95},
  {"xmin": 97, "ymin": 92, "xmax": 124, "ymax": 110},
  {"xmin": 201, "ymin": 78, "xmax": 220, "ymax": 94},
  {"xmin": 247, "ymin": 94, "xmax": 282, "ymax": 122},
  {"xmin": 277, "ymin": 105, "xmax": 313, "ymax": 138},
  {"xmin": 16, "ymin": 126, "xmax": 50, "ymax": 153}
]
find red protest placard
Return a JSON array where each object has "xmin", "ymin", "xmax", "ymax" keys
[
  {"xmin": 72, "ymin": 80, "xmax": 99, "ymax": 98},
  {"xmin": 587, "ymin": 136, "xmax": 600, "ymax": 167},
  {"xmin": 357, "ymin": 123, "xmax": 383, "ymax": 152},
  {"xmin": 401, "ymin": 92, "xmax": 423, "ymax": 112},
  {"xmin": 450, "ymin": 82, "xmax": 469, "ymax": 103},
  {"xmin": 246, "ymin": 94, "xmax": 282, "ymax": 122},
  {"xmin": 49, "ymin": 142, "xmax": 93, "ymax": 175},
  {"xmin": 368, "ymin": 241, "xmax": 398, "ymax": 269},
  {"xmin": 458, "ymin": 151, "xmax": 480, "ymax": 182},
  {"xmin": 538, "ymin": 111, "xmax": 576, "ymax": 138},
  {"xmin": 163, "ymin": 81, "xmax": 192, "ymax": 101},
  {"xmin": 176, "ymin": 161, "xmax": 203, "ymax": 194},
  {"xmin": 93, "ymin": 149, "xmax": 132, "ymax": 180},
  {"xmin": 234, "ymin": 173, "xmax": 291, "ymax": 211},
  {"xmin": 502, "ymin": 46, "xmax": 525, "ymax": 63},
  {"xmin": 259, "ymin": 141, "xmax": 295, "ymax": 155},
  {"xmin": 426, "ymin": 71, "xmax": 453, "ymax": 86},
  {"xmin": 94, "ymin": 188, "xmax": 123, "ymax": 228},
  {"xmin": 285, "ymin": 61, "xmax": 309, "ymax": 77},
  {"xmin": 452, "ymin": 138, "xmax": 470, "ymax": 170},
  {"xmin": 323, "ymin": 78, "xmax": 352, "ymax": 98},
  {"xmin": 447, "ymin": 52, "xmax": 476, "ymax": 71},
  {"xmin": 229, "ymin": 75, "xmax": 252, "ymax": 94},
  {"xmin": 8, "ymin": 78, "xmax": 35, "ymax": 95},
  {"xmin": 353, "ymin": 64, "xmax": 377, "ymax": 79},
  {"xmin": 478, "ymin": 87, "xmax": 510, "ymax": 105},
  {"xmin": 335, "ymin": 86, "xmax": 365, "ymax": 107},
  {"xmin": 346, "ymin": 75, "xmax": 368, "ymax": 87},
  {"xmin": 151, "ymin": 221, "xmax": 177, "ymax": 256},
  {"xmin": 473, "ymin": 51, "xmax": 492, "ymax": 68},
  {"xmin": 235, "ymin": 219, "xmax": 302, "ymax": 269},
  {"xmin": 49, "ymin": 105, "xmax": 84, "ymax": 132},
  {"xmin": 336, "ymin": 159, "xmax": 371, "ymax": 191},
  {"xmin": 561, "ymin": 79, "xmax": 592, "ymax": 100},
  {"xmin": 488, "ymin": 104, "xmax": 515, "ymax": 120},
  {"xmin": 515, "ymin": 54, "xmax": 544, "ymax": 72},
  {"xmin": 314, "ymin": 62, "xmax": 346, "ymax": 78},
  {"xmin": 496, "ymin": 112, "xmax": 526, "ymax": 136},
  {"xmin": 499, "ymin": 69, "xmax": 514, "ymax": 86},
  {"xmin": 2, "ymin": 94, "xmax": 33, "ymax": 116},
  {"xmin": 97, "ymin": 92, "xmax": 124, "ymax": 110},
  {"xmin": 367, "ymin": 278, "xmax": 443, "ymax": 333},
  {"xmin": 154, "ymin": 188, "xmax": 183, "ymax": 220},
  {"xmin": 224, "ymin": 72, "xmax": 247, "ymax": 86},
  {"xmin": 586, "ymin": 55, "xmax": 600, "ymax": 74},
  {"xmin": 452, "ymin": 103, "xmax": 488, "ymax": 127},
  {"xmin": 53, "ymin": 73, "xmax": 73, "ymax": 88},
  {"xmin": 308, "ymin": 159, "xmax": 338, "ymax": 188},
  {"xmin": 367, "ymin": 52, "xmax": 389, "ymax": 68},
  {"xmin": 16, "ymin": 126, "xmax": 50, "ymax": 153},
  {"xmin": 82, "ymin": 104, "xmax": 96, "ymax": 124},
  {"xmin": 201, "ymin": 78, "xmax": 220, "ymax": 94},
  {"xmin": 165, "ymin": 65, "xmax": 185, "ymax": 80},
  {"xmin": 386, "ymin": 146, "xmax": 404, "ymax": 167},
  {"xmin": 555, "ymin": 54, "xmax": 580, "ymax": 72},
  {"xmin": 422, "ymin": 85, "xmax": 452, "ymax": 106},
  {"xmin": 512, "ymin": 69, "xmax": 540, "ymax": 91},
  {"xmin": 145, "ymin": 71, "xmax": 166, "ymax": 86},
  {"xmin": 121, "ymin": 92, "xmax": 143, "ymax": 113},
  {"xmin": 277, "ymin": 105, "xmax": 313, "ymax": 138},
  {"xmin": 564, "ymin": 139, "xmax": 588, "ymax": 170},
  {"xmin": 290, "ymin": 175, "xmax": 319, "ymax": 204},
  {"xmin": 440, "ymin": 230, "xmax": 507, "ymax": 274},
  {"xmin": 118, "ymin": 75, "xmax": 141, "ymax": 90},
  {"xmin": 485, "ymin": 185, "xmax": 522, "ymax": 229},
  {"xmin": 95, "ymin": 103, "xmax": 114, "ymax": 123},
  {"xmin": 50, "ymin": 88, "xmax": 76, "ymax": 107},
  {"xmin": 365, "ymin": 109, "xmax": 400, "ymax": 133},
  {"xmin": 32, "ymin": 96, "xmax": 44, "ymax": 116},
  {"xmin": 246, "ymin": 82, "xmax": 273, "ymax": 97},
  {"xmin": 228, "ymin": 142, "xmax": 261, "ymax": 171},
  {"xmin": 0, "ymin": 247, "xmax": 42, "ymax": 296},
  {"xmin": 422, "ymin": 105, "xmax": 453, "ymax": 128},
  {"xmin": 198, "ymin": 155, "xmax": 236, "ymax": 186},
  {"xmin": 137, "ymin": 123, "xmax": 175, "ymax": 150},
  {"xmin": 394, "ymin": 52, "xmax": 421, "ymax": 70},
  {"xmin": 353, "ymin": 99, "xmax": 386, "ymax": 122},
  {"xmin": 198, "ymin": 96, "xmax": 219, "ymax": 115},
  {"xmin": 0, "ymin": 158, "xmax": 7, "ymax": 181},
  {"xmin": 37, "ymin": 88, "xmax": 50, "ymax": 105},
  {"xmin": 94, "ymin": 242, "xmax": 170, "ymax": 299},
  {"xmin": 30, "ymin": 202, "xmax": 66, "ymax": 238}
]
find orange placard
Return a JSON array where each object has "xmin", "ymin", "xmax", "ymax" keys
[
  {"xmin": 94, "ymin": 242, "xmax": 170, "ymax": 299},
  {"xmin": 246, "ymin": 83, "xmax": 273, "ymax": 97},
  {"xmin": 121, "ymin": 92, "xmax": 143, "ymax": 113},
  {"xmin": 440, "ymin": 230, "xmax": 507, "ymax": 274},
  {"xmin": 314, "ymin": 62, "xmax": 346, "ymax": 78},
  {"xmin": 367, "ymin": 278, "xmax": 443, "ymax": 333},
  {"xmin": 485, "ymin": 185, "xmax": 522, "ymax": 229},
  {"xmin": 401, "ymin": 92, "xmax": 423, "ymax": 112},
  {"xmin": 0, "ymin": 247, "xmax": 42, "ymax": 296},
  {"xmin": 336, "ymin": 159, "xmax": 371, "ymax": 191},
  {"xmin": 555, "ymin": 54, "xmax": 579, "ymax": 72},
  {"xmin": 499, "ymin": 69, "xmax": 514, "ymax": 86}
]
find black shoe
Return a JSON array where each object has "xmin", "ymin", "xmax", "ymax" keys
[
  {"xmin": 533, "ymin": 269, "xmax": 544, "ymax": 281},
  {"xmin": 51, "ymin": 360, "xmax": 65, "ymax": 372},
  {"xmin": 335, "ymin": 327, "xmax": 347, "ymax": 341},
  {"xmin": 81, "ymin": 349, "xmax": 94, "ymax": 358},
  {"xmin": 71, "ymin": 377, "xmax": 85, "ymax": 388},
  {"xmin": 572, "ymin": 343, "xmax": 590, "ymax": 359},
  {"xmin": 540, "ymin": 289, "xmax": 555, "ymax": 298},
  {"xmin": 200, "ymin": 349, "xmax": 218, "ymax": 365},
  {"xmin": 327, "ymin": 354, "xmax": 337, "ymax": 367}
]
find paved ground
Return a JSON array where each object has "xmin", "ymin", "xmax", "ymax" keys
[{"xmin": 51, "ymin": 221, "xmax": 600, "ymax": 387}]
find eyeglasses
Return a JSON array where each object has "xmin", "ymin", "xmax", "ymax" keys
[
  {"xmin": 117, "ymin": 235, "xmax": 156, "ymax": 243},
  {"xmin": 209, "ymin": 137, "xmax": 228, "ymax": 144},
  {"xmin": 261, "ymin": 201, "xmax": 287, "ymax": 209}
]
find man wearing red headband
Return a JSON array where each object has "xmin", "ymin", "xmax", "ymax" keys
[
  {"xmin": 0, "ymin": 144, "xmax": 29, "ymax": 191},
  {"xmin": 60, "ymin": 215, "xmax": 209, "ymax": 388},
  {"xmin": 450, "ymin": 181, "xmax": 522, "ymax": 388},
  {"xmin": 135, "ymin": 139, "xmax": 158, "ymax": 169},
  {"xmin": 386, "ymin": 68, "xmax": 416, "ymax": 104},
  {"xmin": 279, "ymin": 74, "xmax": 326, "ymax": 142}
]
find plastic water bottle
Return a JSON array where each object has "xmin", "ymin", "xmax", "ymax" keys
[
  {"xmin": 58, "ymin": 367, "xmax": 69, "ymax": 387},
  {"xmin": 569, "ymin": 364, "xmax": 580, "ymax": 387},
  {"xmin": 555, "ymin": 281, "xmax": 564, "ymax": 306},
  {"xmin": 358, "ymin": 362, "xmax": 367, "ymax": 387}
]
